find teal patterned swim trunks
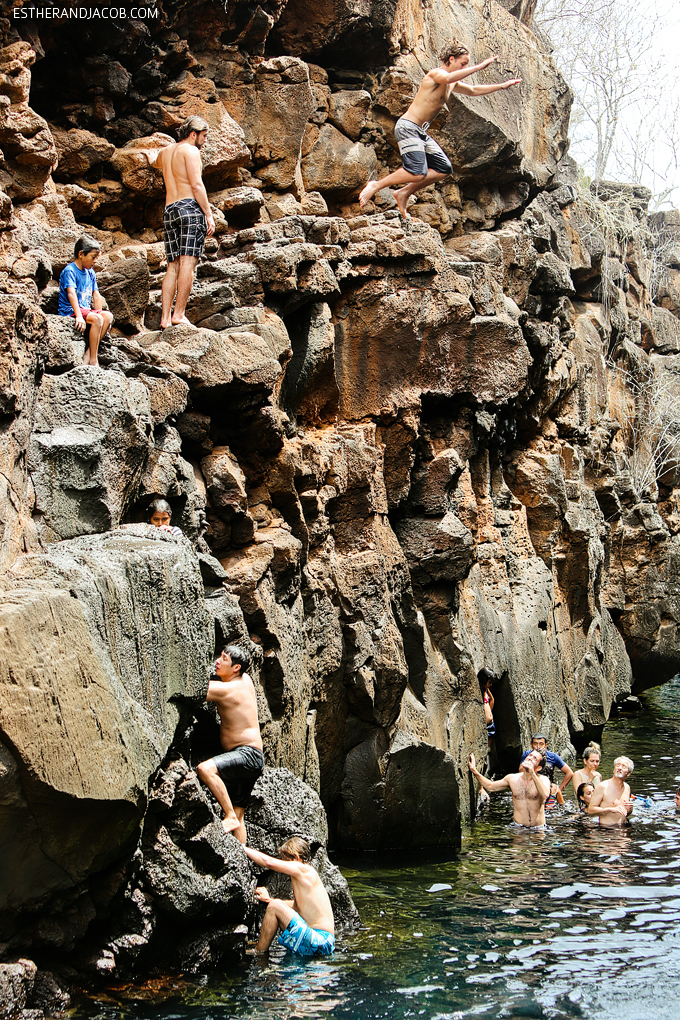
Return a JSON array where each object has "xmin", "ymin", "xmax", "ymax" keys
[{"xmin": 278, "ymin": 911, "xmax": 335, "ymax": 956}]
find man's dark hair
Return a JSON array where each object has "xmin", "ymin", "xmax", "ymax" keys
[
  {"xmin": 74, "ymin": 234, "xmax": 101, "ymax": 259},
  {"xmin": 478, "ymin": 667, "xmax": 495, "ymax": 688},
  {"xmin": 532, "ymin": 732, "xmax": 549, "ymax": 744},
  {"xmin": 278, "ymin": 836, "xmax": 311, "ymax": 862},
  {"xmin": 177, "ymin": 115, "xmax": 209, "ymax": 140},
  {"xmin": 148, "ymin": 498, "xmax": 172, "ymax": 517},
  {"xmin": 439, "ymin": 40, "xmax": 470, "ymax": 64},
  {"xmin": 222, "ymin": 644, "xmax": 250, "ymax": 675}
]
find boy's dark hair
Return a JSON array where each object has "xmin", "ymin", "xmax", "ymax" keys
[
  {"xmin": 222, "ymin": 644, "xmax": 250, "ymax": 675},
  {"xmin": 148, "ymin": 498, "xmax": 172, "ymax": 517},
  {"xmin": 74, "ymin": 234, "xmax": 101, "ymax": 259},
  {"xmin": 178, "ymin": 115, "xmax": 209, "ymax": 140},
  {"xmin": 478, "ymin": 667, "xmax": 495, "ymax": 688},
  {"xmin": 439, "ymin": 40, "xmax": 470, "ymax": 64},
  {"xmin": 278, "ymin": 836, "xmax": 311, "ymax": 862}
]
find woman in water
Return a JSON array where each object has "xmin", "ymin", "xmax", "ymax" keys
[
  {"xmin": 577, "ymin": 781, "xmax": 595, "ymax": 812},
  {"xmin": 571, "ymin": 744, "xmax": 602, "ymax": 797}
]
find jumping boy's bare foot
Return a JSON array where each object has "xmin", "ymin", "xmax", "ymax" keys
[
  {"xmin": 394, "ymin": 187, "xmax": 412, "ymax": 219},
  {"xmin": 359, "ymin": 181, "xmax": 379, "ymax": 208},
  {"xmin": 170, "ymin": 315, "xmax": 196, "ymax": 327}
]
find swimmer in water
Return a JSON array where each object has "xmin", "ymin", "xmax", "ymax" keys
[
  {"xmin": 577, "ymin": 781, "xmax": 595, "ymax": 812},
  {"xmin": 587, "ymin": 756, "xmax": 635, "ymax": 826},
  {"xmin": 469, "ymin": 749, "xmax": 550, "ymax": 827},
  {"xmin": 571, "ymin": 744, "xmax": 602, "ymax": 797},
  {"xmin": 676, "ymin": 786, "xmax": 680, "ymax": 811}
]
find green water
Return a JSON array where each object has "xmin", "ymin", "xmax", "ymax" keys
[{"xmin": 78, "ymin": 679, "xmax": 680, "ymax": 1020}]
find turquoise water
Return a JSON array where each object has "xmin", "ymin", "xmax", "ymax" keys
[{"xmin": 78, "ymin": 679, "xmax": 680, "ymax": 1020}]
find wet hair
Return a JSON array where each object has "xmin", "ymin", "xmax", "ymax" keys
[
  {"xmin": 614, "ymin": 755, "xmax": 634, "ymax": 775},
  {"xmin": 278, "ymin": 836, "xmax": 311, "ymax": 862},
  {"xmin": 148, "ymin": 498, "xmax": 172, "ymax": 518},
  {"xmin": 222, "ymin": 644, "xmax": 250, "ymax": 675},
  {"xmin": 439, "ymin": 40, "xmax": 470, "ymax": 64},
  {"xmin": 583, "ymin": 744, "xmax": 601, "ymax": 762},
  {"xmin": 577, "ymin": 781, "xmax": 595, "ymax": 806},
  {"xmin": 531, "ymin": 732, "xmax": 548, "ymax": 745},
  {"xmin": 74, "ymin": 234, "xmax": 101, "ymax": 259},
  {"xmin": 177, "ymin": 115, "xmax": 209, "ymax": 140}
]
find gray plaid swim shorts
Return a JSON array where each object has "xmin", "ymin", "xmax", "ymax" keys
[
  {"xmin": 163, "ymin": 198, "xmax": 207, "ymax": 261},
  {"xmin": 394, "ymin": 117, "xmax": 453, "ymax": 177}
]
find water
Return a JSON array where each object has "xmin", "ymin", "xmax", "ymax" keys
[{"xmin": 77, "ymin": 680, "xmax": 680, "ymax": 1020}]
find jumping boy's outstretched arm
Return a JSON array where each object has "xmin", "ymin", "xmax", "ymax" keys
[
  {"xmin": 454, "ymin": 76, "xmax": 522, "ymax": 96},
  {"xmin": 430, "ymin": 54, "xmax": 499, "ymax": 85}
]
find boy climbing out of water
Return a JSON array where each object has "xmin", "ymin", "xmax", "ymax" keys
[
  {"xmin": 244, "ymin": 837, "xmax": 335, "ymax": 956},
  {"xmin": 358, "ymin": 41, "xmax": 522, "ymax": 218},
  {"xmin": 58, "ymin": 235, "xmax": 113, "ymax": 368}
]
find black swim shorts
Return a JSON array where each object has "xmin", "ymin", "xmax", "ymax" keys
[
  {"xmin": 394, "ymin": 117, "xmax": 453, "ymax": 177},
  {"xmin": 163, "ymin": 197, "xmax": 207, "ymax": 261},
  {"xmin": 213, "ymin": 745, "xmax": 265, "ymax": 808}
]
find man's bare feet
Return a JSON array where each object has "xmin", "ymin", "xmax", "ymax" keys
[
  {"xmin": 394, "ymin": 187, "xmax": 412, "ymax": 219},
  {"xmin": 359, "ymin": 181, "xmax": 379, "ymax": 208},
  {"xmin": 170, "ymin": 315, "xmax": 196, "ymax": 327}
]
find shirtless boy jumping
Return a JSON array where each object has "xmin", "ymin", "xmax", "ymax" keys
[
  {"xmin": 244, "ymin": 837, "xmax": 335, "ymax": 956},
  {"xmin": 152, "ymin": 115, "xmax": 215, "ymax": 328},
  {"xmin": 359, "ymin": 41, "xmax": 522, "ymax": 218},
  {"xmin": 588, "ymin": 756, "xmax": 635, "ymax": 827},
  {"xmin": 197, "ymin": 645, "xmax": 264, "ymax": 843},
  {"xmin": 469, "ymin": 749, "xmax": 550, "ymax": 828}
]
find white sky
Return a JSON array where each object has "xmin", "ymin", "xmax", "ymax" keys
[{"xmin": 564, "ymin": 0, "xmax": 680, "ymax": 208}]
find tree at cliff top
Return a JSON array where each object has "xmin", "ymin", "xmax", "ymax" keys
[{"xmin": 535, "ymin": 0, "xmax": 680, "ymax": 208}]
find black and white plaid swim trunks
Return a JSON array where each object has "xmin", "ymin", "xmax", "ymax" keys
[
  {"xmin": 163, "ymin": 198, "xmax": 207, "ymax": 261},
  {"xmin": 394, "ymin": 117, "xmax": 453, "ymax": 177}
]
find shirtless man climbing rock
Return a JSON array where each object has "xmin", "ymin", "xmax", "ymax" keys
[
  {"xmin": 588, "ymin": 756, "xmax": 635, "ymax": 827},
  {"xmin": 469, "ymin": 750, "xmax": 550, "ymax": 828},
  {"xmin": 359, "ymin": 41, "xmax": 522, "ymax": 218},
  {"xmin": 152, "ymin": 115, "xmax": 215, "ymax": 328},
  {"xmin": 197, "ymin": 644, "xmax": 264, "ymax": 843}
]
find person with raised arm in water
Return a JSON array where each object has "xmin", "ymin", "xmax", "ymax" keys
[
  {"xmin": 587, "ymin": 756, "xmax": 635, "ymax": 826},
  {"xmin": 358, "ymin": 41, "xmax": 522, "ymax": 218},
  {"xmin": 151, "ymin": 115, "xmax": 215, "ymax": 328},
  {"xmin": 469, "ymin": 749, "xmax": 550, "ymax": 828},
  {"xmin": 244, "ymin": 837, "xmax": 335, "ymax": 956},
  {"xmin": 196, "ymin": 645, "xmax": 264, "ymax": 843}
]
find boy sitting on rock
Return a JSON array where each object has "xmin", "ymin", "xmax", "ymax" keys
[
  {"xmin": 244, "ymin": 836, "xmax": 335, "ymax": 956},
  {"xmin": 58, "ymin": 234, "xmax": 113, "ymax": 368}
]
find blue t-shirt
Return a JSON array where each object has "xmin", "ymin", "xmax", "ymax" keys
[{"xmin": 58, "ymin": 262, "xmax": 98, "ymax": 316}]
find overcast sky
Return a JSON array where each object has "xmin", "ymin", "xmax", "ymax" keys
[{"xmin": 561, "ymin": 0, "xmax": 680, "ymax": 208}]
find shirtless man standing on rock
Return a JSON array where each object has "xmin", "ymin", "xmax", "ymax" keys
[
  {"xmin": 469, "ymin": 749, "xmax": 550, "ymax": 828},
  {"xmin": 152, "ymin": 115, "xmax": 215, "ymax": 328},
  {"xmin": 588, "ymin": 756, "xmax": 635, "ymax": 826},
  {"xmin": 197, "ymin": 644, "xmax": 264, "ymax": 843},
  {"xmin": 359, "ymin": 41, "xmax": 522, "ymax": 218}
]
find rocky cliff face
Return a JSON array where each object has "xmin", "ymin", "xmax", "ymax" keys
[{"xmin": 2, "ymin": 0, "xmax": 680, "ymax": 999}]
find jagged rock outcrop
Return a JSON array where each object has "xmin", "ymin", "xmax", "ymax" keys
[{"xmin": 2, "ymin": 0, "xmax": 680, "ymax": 999}]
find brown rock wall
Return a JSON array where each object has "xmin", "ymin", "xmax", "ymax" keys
[{"xmin": 2, "ymin": 0, "xmax": 680, "ymax": 988}]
